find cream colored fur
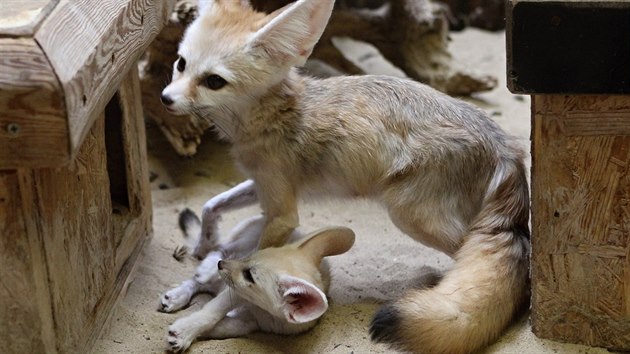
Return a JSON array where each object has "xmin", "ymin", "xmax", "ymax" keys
[
  {"xmin": 162, "ymin": 211, "xmax": 355, "ymax": 352},
  {"xmin": 161, "ymin": 0, "xmax": 531, "ymax": 353}
]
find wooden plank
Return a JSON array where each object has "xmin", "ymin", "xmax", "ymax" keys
[
  {"xmin": 32, "ymin": 115, "xmax": 116, "ymax": 353},
  {"xmin": 112, "ymin": 64, "xmax": 152, "ymax": 261},
  {"xmin": 0, "ymin": 37, "xmax": 68, "ymax": 169},
  {"xmin": 531, "ymin": 95, "xmax": 630, "ymax": 350},
  {"xmin": 16, "ymin": 169, "xmax": 58, "ymax": 354},
  {"xmin": 84, "ymin": 221, "xmax": 149, "ymax": 353},
  {"xmin": 34, "ymin": 0, "xmax": 175, "ymax": 160},
  {"xmin": 507, "ymin": 0, "xmax": 630, "ymax": 94},
  {"xmin": 0, "ymin": 0, "xmax": 59, "ymax": 37},
  {"xmin": 0, "ymin": 171, "xmax": 48, "ymax": 353}
]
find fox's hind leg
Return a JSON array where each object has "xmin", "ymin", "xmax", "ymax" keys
[
  {"xmin": 193, "ymin": 214, "xmax": 265, "ymax": 283},
  {"xmin": 161, "ymin": 215, "xmax": 265, "ymax": 312},
  {"xmin": 193, "ymin": 179, "xmax": 258, "ymax": 258}
]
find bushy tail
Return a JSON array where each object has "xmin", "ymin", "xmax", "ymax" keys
[
  {"xmin": 172, "ymin": 208, "xmax": 202, "ymax": 261},
  {"xmin": 370, "ymin": 157, "xmax": 530, "ymax": 354}
]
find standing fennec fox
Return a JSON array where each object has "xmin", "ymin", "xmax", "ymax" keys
[
  {"xmin": 161, "ymin": 210, "xmax": 355, "ymax": 352},
  {"xmin": 161, "ymin": 0, "xmax": 531, "ymax": 353}
]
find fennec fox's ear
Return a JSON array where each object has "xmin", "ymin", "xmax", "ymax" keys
[
  {"xmin": 298, "ymin": 227, "xmax": 355, "ymax": 263},
  {"xmin": 278, "ymin": 275, "xmax": 328, "ymax": 323},
  {"xmin": 249, "ymin": 0, "xmax": 335, "ymax": 67}
]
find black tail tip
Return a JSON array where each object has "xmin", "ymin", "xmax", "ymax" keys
[
  {"xmin": 178, "ymin": 208, "xmax": 200, "ymax": 235},
  {"xmin": 370, "ymin": 303, "xmax": 403, "ymax": 345}
]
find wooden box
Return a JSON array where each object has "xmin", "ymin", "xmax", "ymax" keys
[
  {"xmin": 507, "ymin": 0, "xmax": 630, "ymax": 350},
  {"xmin": 0, "ymin": 1, "xmax": 173, "ymax": 352}
]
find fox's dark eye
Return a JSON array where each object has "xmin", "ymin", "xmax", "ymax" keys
[
  {"xmin": 176, "ymin": 57, "xmax": 186, "ymax": 72},
  {"xmin": 243, "ymin": 268, "xmax": 255, "ymax": 283},
  {"xmin": 203, "ymin": 74, "xmax": 227, "ymax": 90}
]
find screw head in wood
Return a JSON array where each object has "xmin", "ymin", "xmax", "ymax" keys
[{"xmin": 6, "ymin": 123, "xmax": 21, "ymax": 137}]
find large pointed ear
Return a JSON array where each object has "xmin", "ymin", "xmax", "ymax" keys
[
  {"xmin": 249, "ymin": 0, "xmax": 335, "ymax": 66},
  {"xmin": 298, "ymin": 227, "xmax": 355, "ymax": 263},
  {"xmin": 278, "ymin": 275, "xmax": 328, "ymax": 323}
]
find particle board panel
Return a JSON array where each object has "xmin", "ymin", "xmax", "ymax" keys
[{"xmin": 531, "ymin": 95, "xmax": 630, "ymax": 350}]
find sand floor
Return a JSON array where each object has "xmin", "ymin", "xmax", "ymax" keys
[{"xmin": 94, "ymin": 29, "xmax": 610, "ymax": 354}]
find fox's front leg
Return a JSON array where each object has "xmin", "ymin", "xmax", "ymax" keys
[
  {"xmin": 200, "ymin": 307, "xmax": 259, "ymax": 339},
  {"xmin": 256, "ymin": 180, "xmax": 299, "ymax": 249},
  {"xmin": 166, "ymin": 290, "xmax": 236, "ymax": 353},
  {"xmin": 194, "ymin": 179, "xmax": 258, "ymax": 258},
  {"xmin": 158, "ymin": 279, "xmax": 221, "ymax": 313}
]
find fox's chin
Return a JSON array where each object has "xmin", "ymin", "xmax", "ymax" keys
[{"xmin": 163, "ymin": 105, "xmax": 189, "ymax": 116}]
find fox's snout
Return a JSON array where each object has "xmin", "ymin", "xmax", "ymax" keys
[
  {"xmin": 160, "ymin": 93, "xmax": 174, "ymax": 106},
  {"xmin": 160, "ymin": 79, "xmax": 192, "ymax": 114}
]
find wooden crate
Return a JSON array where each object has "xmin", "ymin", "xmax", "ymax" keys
[
  {"xmin": 0, "ymin": 1, "xmax": 173, "ymax": 352},
  {"xmin": 507, "ymin": 0, "xmax": 630, "ymax": 350}
]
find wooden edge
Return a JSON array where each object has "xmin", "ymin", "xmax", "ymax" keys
[
  {"xmin": 505, "ymin": 0, "xmax": 516, "ymax": 93},
  {"xmin": 118, "ymin": 64, "xmax": 153, "ymax": 219},
  {"xmin": 0, "ymin": 37, "xmax": 69, "ymax": 169},
  {"xmin": 0, "ymin": 0, "xmax": 60, "ymax": 38},
  {"xmin": 85, "ymin": 222, "xmax": 151, "ymax": 354},
  {"xmin": 34, "ymin": 0, "xmax": 176, "ymax": 161},
  {"xmin": 16, "ymin": 169, "xmax": 58, "ymax": 353},
  {"xmin": 84, "ymin": 64, "xmax": 153, "ymax": 352}
]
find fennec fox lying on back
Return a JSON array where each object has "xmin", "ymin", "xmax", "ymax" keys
[
  {"xmin": 160, "ymin": 0, "xmax": 530, "ymax": 353},
  {"xmin": 162, "ymin": 210, "xmax": 355, "ymax": 352}
]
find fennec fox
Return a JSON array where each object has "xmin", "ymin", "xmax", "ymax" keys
[
  {"xmin": 160, "ymin": 0, "xmax": 530, "ymax": 353},
  {"xmin": 161, "ymin": 210, "xmax": 355, "ymax": 352}
]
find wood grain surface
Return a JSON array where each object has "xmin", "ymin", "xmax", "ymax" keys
[
  {"xmin": 0, "ymin": 38, "xmax": 68, "ymax": 168},
  {"xmin": 0, "ymin": 0, "xmax": 59, "ymax": 37},
  {"xmin": 0, "ymin": 171, "xmax": 50, "ymax": 353},
  {"xmin": 531, "ymin": 95, "xmax": 630, "ymax": 350},
  {"xmin": 35, "ymin": 0, "xmax": 173, "ymax": 160}
]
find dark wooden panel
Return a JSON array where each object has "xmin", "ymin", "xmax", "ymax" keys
[{"xmin": 507, "ymin": 1, "xmax": 630, "ymax": 94}]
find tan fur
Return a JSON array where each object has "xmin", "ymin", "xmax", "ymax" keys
[
  {"xmin": 162, "ymin": 1, "xmax": 531, "ymax": 353},
  {"xmin": 163, "ymin": 214, "xmax": 355, "ymax": 352}
]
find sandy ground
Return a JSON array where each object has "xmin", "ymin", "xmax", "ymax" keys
[{"xmin": 94, "ymin": 29, "xmax": 610, "ymax": 354}]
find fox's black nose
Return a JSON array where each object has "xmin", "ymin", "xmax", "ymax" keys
[
  {"xmin": 160, "ymin": 94, "xmax": 174, "ymax": 106},
  {"xmin": 217, "ymin": 260, "xmax": 225, "ymax": 270}
]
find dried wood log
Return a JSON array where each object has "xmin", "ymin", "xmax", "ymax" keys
[
  {"xmin": 140, "ymin": 0, "xmax": 497, "ymax": 155},
  {"xmin": 436, "ymin": 0, "xmax": 506, "ymax": 31}
]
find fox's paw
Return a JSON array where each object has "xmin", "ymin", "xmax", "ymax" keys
[
  {"xmin": 166, "ymin": 321, "xmax": 196, "ymax": 353},
  {"xmin": 159, "ymin": 286, "xmax": 193, "ymax": 313}
]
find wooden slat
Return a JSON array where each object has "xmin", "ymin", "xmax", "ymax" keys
[
  {"xmin": 531, "ymin": 95, "xmax": 630, "ymax": 350},
  {"xmin": 113, "ymin": 64, "xmax": 152, "ymax": 259},
  {"xmin": 0, "ymin": 0, "xmax": 59, "ymax": 37},
  {"xmin": 0, "ymin": 37, "xmax": 68, "ymax": 169},
  {"xmin": 34, "ymin": 0, "xmax": 175, "ymax": 160},
  {"xmin": 33, "ymin": 115, "xmax": 116, "ymax": 353},
  {"xmin": 16, "ymin": 168, "xmax": 59, "ymax": 354},
  {"xmin": 0, "ymin": 171, "xmax": 49, "ymax": 353}
]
